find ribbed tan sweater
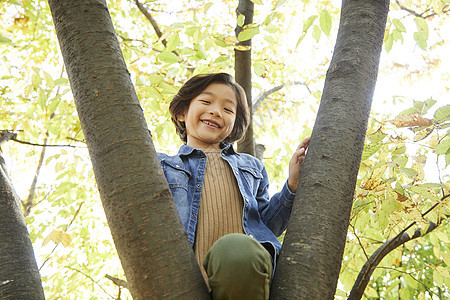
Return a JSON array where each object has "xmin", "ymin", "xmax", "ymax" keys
[{"xmin": 194, "ymin": 150, "xmax": 245, "ymax": 282}]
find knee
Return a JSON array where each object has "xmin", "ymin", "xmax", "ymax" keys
[{"xmin": 204, "ymin": 234, "xmax": 272, "ymax": 276}]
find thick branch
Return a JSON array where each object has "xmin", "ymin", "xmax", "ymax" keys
[{"xmin": 348, "ymin": 194, "xmax": 450, "ymax": 300}]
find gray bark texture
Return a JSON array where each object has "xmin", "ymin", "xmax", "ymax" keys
[
  {"xmin": 270, "ymin": 0, "xmax": 389, "ymax": 298},
  {"xmin": 0, "ymin": 151, "xmax": 45, "ymax": 300},
  {"xmin": 235, "ymin": 0, "xmax": 256, "ymax": 157},
  {"xmin": 47, "ymin": 0, "xmax": 209, "ymax": 298}
]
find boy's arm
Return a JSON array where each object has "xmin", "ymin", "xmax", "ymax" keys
[
  {"xmin": 287, "ymin": 136, "xmax": 310, "ymax": 193},
  {"xmin": 258, "ymin": 136, "xmax": 310, "ymax": 236}
]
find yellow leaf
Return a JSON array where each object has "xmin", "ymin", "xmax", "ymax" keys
[
  {"xmin": 442, "ymin": 252, "xmax": 450, "ymax": 266},
  {"xmin": 43, "ymin": 230, "xmax": 72, "ymax": 247},
  {"xmin": 414, "ymin": 127, "xmax": 434, "ymax": 141},
  {"xmin": 412, "ymin": 162, "xmax": 425, "ymax": 182},
  {"xmin": 436, "ymin": 266, "xmax": 450, "ymax": 279},
  {"xmin": 389, "ymin": 112, "xmax": 433, "ymax": 128},
  {"xmin": 234, "ymin": 45, "xmax": 251, "ymax": 51},
  {"xmin": 223, "ymin": 36, "xmax": 238, "ymax": 45}
]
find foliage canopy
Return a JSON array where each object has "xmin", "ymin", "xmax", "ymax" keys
[{"xmin": 0, "ymin": 0, "xmax": 449, "ymax": 298}]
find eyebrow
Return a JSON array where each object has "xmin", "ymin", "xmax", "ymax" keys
[{"xmin": 199, "ymin": 91, "xmax": 237, "ymax": 107}]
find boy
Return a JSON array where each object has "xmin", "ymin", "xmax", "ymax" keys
[{"xmin": 158, "ymin": 73, "xmax": 310, "ymax": 299}]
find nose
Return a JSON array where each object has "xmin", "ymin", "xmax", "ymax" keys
[{"xmin": 209, "ymin": 107, "xmax": 221, "ymax": 117}]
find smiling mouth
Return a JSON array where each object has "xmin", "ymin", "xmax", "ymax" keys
[{"xmin": 202, "ymin": 120, "xmax": 220, "ymax": 128}]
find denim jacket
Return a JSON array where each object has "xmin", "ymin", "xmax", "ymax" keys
[{"xmin": 157, "ymin": 143, "xmax": 296, "ymax": 256}]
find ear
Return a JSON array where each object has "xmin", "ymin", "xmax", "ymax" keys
[{"xmin": 178, "ymin": 113, "xmax": 185, "ymax": 122}]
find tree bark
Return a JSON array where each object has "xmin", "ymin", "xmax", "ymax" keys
[
  {"xmin": 0, "ymin": 149, "xmax": 45, "ymax": 299},
  {"xmin": 47, "ymin": 1, "xmax": 209, "ymax": 299},
  {"xmin": 271, "ymin": 0, "xmax": 389, "ymax": 298},
  {"xmin": 235, "ymin": 0, "xmax": 255, "ymax": 156}
]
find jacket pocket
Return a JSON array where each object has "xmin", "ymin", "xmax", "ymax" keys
[
  {"xmin": 161, "ymin": 161, "xmax": 191, "ymax": 191},
  {"xmin": 238, "ymin": 166, "xmax": 263, "ymax": 195}
]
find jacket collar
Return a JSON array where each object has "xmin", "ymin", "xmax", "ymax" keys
[{"xmin": 178, "ymin": 142, "xmax": 238, "ymax": 157}]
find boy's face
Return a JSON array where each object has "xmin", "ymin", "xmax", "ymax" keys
[{"xmin": 179, "ymin": 82, "xmax": 237, "ymax": 150}]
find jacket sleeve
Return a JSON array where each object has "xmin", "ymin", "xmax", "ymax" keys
[{"xmin": 257, "ymin": 164, "xmax": 296, "ymax": 237}]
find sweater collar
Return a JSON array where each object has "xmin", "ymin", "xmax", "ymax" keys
[{"xmin": 178, "ymin": 142, "xmax": 238, "ymax": 157}]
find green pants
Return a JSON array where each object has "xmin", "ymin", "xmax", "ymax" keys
[{"xmin": 203, "ymin": 233, "xmax": 274, "ymax": 300}]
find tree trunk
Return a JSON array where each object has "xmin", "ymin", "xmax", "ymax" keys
[
  {"xmin": 47, "ymin": 1, "xmax": 209, "ymax": 298},
  {"xmin": 0, "ymin": 150, "xmax": 45, "ymax": 299},
  {"xmin": 271, "ymin": 0, "xmax": 389, "ymax": 298},
  {"xmin": 235, "ymin": 0, "xmax": 255, "ymax": 156}
]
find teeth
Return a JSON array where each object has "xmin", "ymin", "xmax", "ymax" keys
[{"xmin": 203, "ymin": 121, "xmax": 219, "ymax": 128}]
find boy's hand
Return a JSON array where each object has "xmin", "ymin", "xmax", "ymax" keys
[{"xmin": 287, "ymin": 136, "xmax": 311, "ymax": 193}]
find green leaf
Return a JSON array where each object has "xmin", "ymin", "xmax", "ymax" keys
[
  {"xmin": 254, "ymin": 62, "xmax": 266, "ymax": 77},
  {"xmin": 399, "ymin": 167, "xmax": 418, "ymax": 179},
  {"xmin": 195, "ymin": 44, "xmax": 207, "ymax": 59},
  {"xmin": 274, "ymin": 0, "xmax": 288, "ymax": 9},
  {"xmin": 422, "ymin": 97, "xmax": 437, "ymax": 114},
  {"xmin": 295, "ymin": 33, "xmax": 306, "ymax": 48},
  {"xmin": 385, "ymin": 33, "xmax": 393, "ymax": 53},
  {"xmin": 414, "ymin": 17, "xmax": 429, "ymax": 38},
  {"xmin": 43, "ymin": 71, "xmax": 55, "ymax": 89},
  {"xmin": 54, "ymin": 78, "xmax": 68, "ymax": 86},
  {"xmin": 434, "ymin": 138, "xmax": 450, "ymax": 155},
  {"xmin": 158, "ymin": 81, "xmax": 179, "ymax": 95},
  {"xmin": 393, "ymin": 19, "xmax": 406, "ymax": 32},
  {"xmin": 166, "ymin": 33, "xmax": 180, "ymax": 52},
  {"xmin": 214, "ymin": 55, "xmax": 229, "ymax": 63},
  {"xmin": 237, "ymin": 14, "xmax": 245, "ymax": 27},
  {"xmin": 303, "ymin": 15, "xmax": 317, "ymax": 32},
  {"xmin": 204, "ymin": 2, "xmax": 213, "ymax": 13},
  {"xmin": 148, "ymin": 73, "xmax": 163, "ymax": 85},
  {"xmin": 0, "ymin": 35, "xmax": 12, "ymax": 44},
  {"xmin": 367, "ymin": 131, "xmax": 387, "ymax": 143},
  {"xmin": 312, "ymin": 25, "xmax": 321, "ymax": 42},
  {"xmin": 264, "ymin": 35, "xmax": 276, "ymax": 45},
  {"xmin": 404, "ymin": 274, "xmax": 419, "ymax": 289},
  {"xmin": 413, "ymin": 31, "xmax": 427, "ymax": 50},
  {"xmin": 158, "ymin": 51, "xmax": 180, "ymax": 64},
  {"xmin": 249, "ymin": 0, "xmax": 263, "ymax": 4},
  {"xmin": 361, "ymin": 141, "xmax": 383, "ymax": 161},
  {"xmin": 434, "ymin": 104, "xmax": 450, "ymax": 123},
  {"xmin": 237, "ymin": 24, "xmax": 260, "ymax": 41},
  {"xmin": 319, "ymin": 10, "xmax": 332, "ymax": 36},
  {"xmin": 48, "ymin": 96, "xmax": 61, "ymax": 114},
  {"xmin": 410, "ymin": 185, "xmax": 440, "ymax": 202}
]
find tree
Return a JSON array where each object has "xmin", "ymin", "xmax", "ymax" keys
[
  {"xmin": 271, "ymin": 0, "xmax": 390, "ymax": 298},
  {"xmin": 0, "ymin": 0, "xmax": 449, "ymax": 298},
  {"xmin": 46, "ymin": 0, "xmax": 209, "ymax": 298},
  {"xmin": 0, "ymin": 133, "xmax": 45, "ymax": 299}
]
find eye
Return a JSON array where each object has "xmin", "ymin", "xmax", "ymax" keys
[
  {"xmin": 224, "ymin": 108, "xmax": 235, "ymax": 114},
  {"xmin": 199, "ymin": 100, "xmax": 210, "ymax": 104}
]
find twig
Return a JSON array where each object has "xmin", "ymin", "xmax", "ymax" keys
[
  {"xmin": 349, "ymin": 223, "xmax": 370, "ymax": 262},
  {"xmin": 376, "ymin": 266, "xmax": 437, "ymax": 296},
  {"xmin": 65, "ymin": 266, "xmax": 115, "ymax": 298},
  {"xmin": 252, "ymin": 81, "xmax": 310, "ymax": 114},
  {"xmin": 395, "ymin": 0, "xmax": 449, "ymax": 19},
  {"xmin": 11, "ymin": 136, "xmax": 77, "ymax": 148},
  {"xmin": 39, "ymin": 202, "xmax": 84, "ymax": 271},
  {"xmin": 22, "ymin": 134, "xmax": 48, "ymax": 216},
  {"xmin": 105, "ymin": 274, "xmax": 128, "ymax": 289}
]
